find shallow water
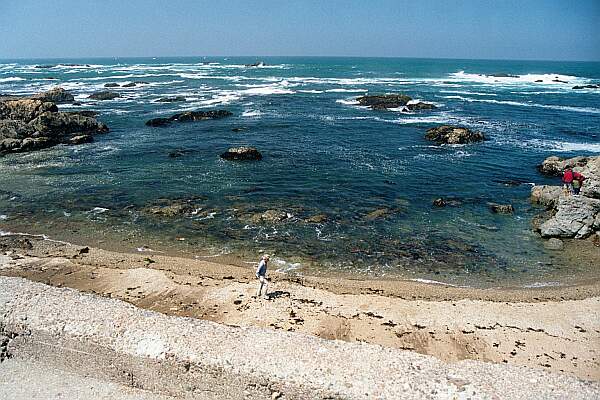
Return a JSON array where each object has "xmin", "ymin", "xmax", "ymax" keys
[{"xmin": 1, "ymin": 57, "xmax": 599, "ymax": 287}]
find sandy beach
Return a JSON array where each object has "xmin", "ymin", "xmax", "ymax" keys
[{"xmin": 1, "ymin": 233, "xmax": 598, "ymax": 382}]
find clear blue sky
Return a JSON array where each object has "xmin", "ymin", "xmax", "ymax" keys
[{"xmin": 1, "ymin": 0, "xmax": 598, "ymax": 61}]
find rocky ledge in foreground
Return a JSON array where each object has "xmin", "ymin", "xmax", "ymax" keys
[
  {"xmin": 356, "ymin": 94, "xmax": 436, "ymax": 111},
  {"xmin": 146, "ymin": 110, "xmax": 233, "ymax": 127},
  {"xmin": 425, "ymin": 125, "xmax": 486, "ymax": 145},
  {"xmin": 220, "ymin": 146, "xmax": 262, "ymax": 161},
  {"xmin": 531, "ymin": 155, "xmax": 600, "ymax": 240},
  {"xmin": 0, "ymin": 95, "xmax": 108, "ymax": 154}
]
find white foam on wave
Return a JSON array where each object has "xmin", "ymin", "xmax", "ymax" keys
[
  {"xmin": 522, "ymin": 139, "xmax": 600, "ymax": 153},
  {"xmin": 439, "ymin": 90, "xmax": 497, "ymax": 97},
  {"xmin": 299, "ymin": 89, "xmax": 324, "ymax": 94},
  {"xmin": 336, "ymin": 98, "xmax": 360, "ymax": 105},
  {"xmin": 0, "ymin": 77, "xmax": 25, "ymax": 83},
  {"xmin": 444, "ymin": 95, "xmax": 600, "ymax": 114},
  {"xmin": 242, "ymin": 109, "xmax": 262, "ymax": 117},
  {"xmin": 325, "ymin": 88, "xmax": 366, "ymax": 93},
  {"xmin": 449, "ymin": 71, "xmax": 586, "ymax": 86},
  {"xmin": 242, "ymin": 85, "xmax": 295, "ymax": 95}
]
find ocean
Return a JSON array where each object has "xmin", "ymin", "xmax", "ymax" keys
[{"xmin": 1, "ymin": 56, "xmax": 599, "ymax": 287}]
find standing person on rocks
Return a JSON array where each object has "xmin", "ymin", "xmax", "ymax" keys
[
  {"xmin": 573, "ymin": 171, "xmax": 586, "ymax": 195},
  {"xmin": 562, "ymin": 168, "xmax": 575, "ymax": 194},
  {"xmin": 255, "ymin": 254, "xmax": 270, "ymax": 299}
]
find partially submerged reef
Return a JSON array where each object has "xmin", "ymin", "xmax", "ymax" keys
[
  {"xmin": 356, "ymin": 94, "xmax": 436, "ymax": 111},
  {"xmin": 531, "ymin": 155, "xmax": 600, "ymax": 243}
]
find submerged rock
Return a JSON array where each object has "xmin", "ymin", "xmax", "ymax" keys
[
  {"xmin": 88, "ymin": 91, "xmax": 121, "ymax": 100},
  {"xmin": 145, "ymin": 110, "xmax": 232, "ymax": 126},
  {"xmin": 141, "ymin": 197, "xmax": 204, "ymax": 218},
  {"xmin": 250, "ymin": 209, "xmax": 291, "ymax": 224},
  {"xmin": 156, "ymin": 96, "xmax": 186, "ymax": 103},
  {"xmin": 432, "ymin": 198, "xmax": 446, "ymax": 207},
  {"xmin": 245, "ymin": 61, "xmax": 265, "ymax": 67},
  {"xmin": 544, "ymin": 238, "xmax": 564, "ymax": 250},
  {"xmin": 356, "ymin": 94, "xmax": 412, "ymax": 110},
  {"xmin": 406, "ymin": 102, "xmax": 436, "ymax": 111},
  {"xmin": 122, "ymin": 82, "xmax": 137, "ymax": 88},
  {"xmin": 220, "ymin": 146, "xmax": 262, "ymax": 161},
  {"xmin": 490, "ymin": 204, "xmax": 514, "ymax": 214},
  {"xmin": 572, "ymin": 84, "xmax": 600, "ymax": 90},
  {"xmin": 104, "ymin": 83, "xmax": 120, "ymax": 88},
  {"xmin": 305, "ymin": 214, "xmax": 328, "ymax": 224},
  {"xmin": 425, "ymin": 125, "xmax": 485, "ymax": 145},
  {"xmin": 31, "ymin": 87, "xmax": 75, "ymax": 104}
]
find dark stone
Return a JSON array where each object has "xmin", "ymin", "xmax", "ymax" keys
[
  {"xmin": 535, "ymin": 79, "xmax": 544, "ymax": 83},
  {"xmin": 66, "ymin": 110, "xmax": 99, "ymax": 118},
  {"xmin": 220, "ymin": 146, "xmax": 262, "ymax": 161},
  {"xmin": 168, "ymin": 149, "xmax": 192, "ymax": 158},
  {"xmin": 104, "ymin": 83, "xmax": 120, "ymax": 88},
  {"xmin": 145, "ymin": 118, "xmax": 172, "ymax": 127},
  {"xmin": 145, "ymin": 110, "xmax": 232, "ymax": 127},
  {"xmin": 406, "ymin": 102, "xmax": 436, "ymax": 111},
  {"xmin": 490, "ymin": 204, "xmax": 514, "ymax": 214},
  {"xmin": 134, "ymin": 81, "xmax": 150, "ymax": 85},
  {"xmin": 122, "ymin": 82, "xmax": 136, "ymax": 88},
  {"xmin": 433, "ymin": 198, "xmax": 446, "ymax": 207},
  {"xmin": 34, "ymin": 65, "xmax": 56, "ymax": 69},
  {"xmin": 156, "ymin": 96, "xmax": 186, "ymax": 103},
  {"xmin": 425, "ymin": 125, "xmax": 485, "ymax": 145},
  {"xmin": 552, "ymin": 79, "xmax": 568, "ymax": 83},
  {"xmin": 356, "ymin": 94, "xmax": 412, "ymax": 110},
  {"xmin": 88, "ymin": 91, "xmax": 121, "ymax": 101},
  {"xmin": 32, "ymin": 87, "xmax": 75, "ymax": 104},
  {"xmin": 245, "ymin": 61, "xmax": 265, "ymax": 67},
  {"xmin": 572, "ymin": 84, "xmax": 600, "ymax": 90}
]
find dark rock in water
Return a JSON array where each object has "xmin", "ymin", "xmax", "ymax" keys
[
  {"xmin": 145, "ymin": 117, "xmax": 172, "ymax": 127},
  {"xmin": 146, "ymin": 110, "xmax": 232, "ymax": 127},
  {"xmin": 383, "ymin": 180, "xmax": 396, "ymax": 185},
  {"xmin": 88, "ymin": 91, "xmax": 121, "ymax": 100},
  {"xmin": 490, "ymin": 204, "xmax": 514, "ymax": 214},
  {"xmin": 172, "ymin": 110, "xmax": 233, "ymax": 122},
  {"xmin": 0, "ymin": 97, "xmax": 108, "ymax": 155},
  {"xmin": 31, "ymin": 87, "xmax": 75, "ymax": 104},
  {"xmin": 156, "ymin": 96, "xmax": 186, "ymax": 103},
  {"xmin": 356, "ymin": 94, "xmax": 412, "ymax": 110},
  {"xmin": 168, "ymin": 149, "xmax": 192, "ymax": 158},
  {"xmin": 220, "ymin": 146, "xmax": 262, "ymax": 161},
  {"xmin": 41, "ymin": 76, "xmax": 58, "ymax": 80},
  {"xmin": 433, "ymin": 198, "xmax": 446, "ymax": 207},
  {"xmin": 552, "ymin": 79, "xmax": 568, "ymax": 83},
  {"xmin": 134, "ymin": 81, "xmax": 150, "ymax": 85},
  {"xmin": 535, "ymin": 79, "xmax": 544, "ymax": 83},
  {"xmin": 425, "ymin": 125, "xmax": 485, "ymax": 145},
  {"xmin": 406, "ymin": 102, "xmax": 436, "ymax": 111},
  {"xmin": 487, "ymin": 73, "xmax": 519, "ymax": 78},
  {"xmin": 231, "ymin": 127, "xmax": 247, "ymax": 132},
  {"xmin": 122, "ymin": 82, "xmax": 136, "ymax": 88},
  {"xmin": 141, "ymin": 198, "xmax": 201, "ymax": 217},
  {"xmin": 245, "ymin": 61, "xmax": 265, "ymax": 67},
  {"xmin": 572, "ymin": 84, "xmax": 600, "ymax": 90},
  {"xmin": 34, "ymin": 65, "xmax": 56, "ymax": 69},
  {"xmin": 493, "ymin": 179, "xmax": 527, "ymax": 187},
  {"xmin": 104, "ymin": 83, "xmax": 120, "ymax": 88},
  {"xmin": 250, "ymin": 209, "xmax": 291, "ymax": 223}
]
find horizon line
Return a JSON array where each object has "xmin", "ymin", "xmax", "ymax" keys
[{"xmin": 1, "ymin": 54, "xmax": 599, "ymax": 63}]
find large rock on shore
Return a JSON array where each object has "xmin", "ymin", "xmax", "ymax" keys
[
  {"xmin": 220, "ymin": 146, "xmax": 262, "ymax": 161},
  {"xmin": 530, "ymin": 185, "xmax": 562, "ymax": 208},
  {"xmin": 537, "ymin": 155, "xmax": 591, "ymax": 176},
  {"xmin": 540, "ymin": 195, "xmax": 600, "ymax": 239},
  {"xmin": 145, "ymin": 110, "xmax": 232, "ymax": 127},
  {"xmin": 0, "ymin": 97, "xmax": 107, "ymax": 154},
  {"xmin": 425, "ymin": 125, "xmax": 485, "ymax": 145},
  {"xmin": 356, "ymin": 94, "xmax": 412, "ymax": 110},
  {"xmin": 31, "ymin": 87, "xmax": 75, "ymax": 104},
  {"xmin": 537, "ymin": 155, "xmax": 600, "ymax": 199}
]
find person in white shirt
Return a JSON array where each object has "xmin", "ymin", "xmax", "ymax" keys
[{"xmin": 255, "ymin": 254, "xmax": 270, "ymax": 298}]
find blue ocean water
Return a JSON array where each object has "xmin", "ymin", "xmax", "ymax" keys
[{"xmin": 0, "ymin": 57, "xmax": 599, "ymax": 286}]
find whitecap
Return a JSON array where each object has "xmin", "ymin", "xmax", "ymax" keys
[
  {"xmin": 0, "ymin": 77, "xmax": 25, "ymax": 83},
  {"xmin": 449, "ymin": 71, "xmax": 586, "ymax": 86},
  {"xmin": 336, "ymin": 98, "xmax": 360, "ymax": 105},
  {"xmin": 444, "ymin": 95, "xmax": 600, "ymax": 114},
  {"xmin": 242, "ymin": 109, "xmax": 262, "ymax": 117}
]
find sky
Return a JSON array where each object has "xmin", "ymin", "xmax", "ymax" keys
[{"xmin": 1, "ymin": 0, "xmax": 599, "ymax": 61}]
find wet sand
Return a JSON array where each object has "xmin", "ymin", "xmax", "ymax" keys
[{"xmin": 1, "ymin": 233, "xmax": 599, "ymax": 381}]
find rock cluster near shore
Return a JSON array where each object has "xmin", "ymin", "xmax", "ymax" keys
[
  {"xmin": 531, "ymin": 155, "xmax": 600, "ymax": 240},
  {"xmin": 0, "ymin": 89, "xmax": 108, "ymax": 154},
  {"xmin": 425, "ymin": 125, "xmax": 486, "ymax": 145}
]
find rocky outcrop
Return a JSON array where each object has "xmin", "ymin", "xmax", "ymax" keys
[
  {"xmin": 31, "ymin": 87, "xmax": 75, "ymax": 104},
  {"xmin": 0, "ymin": 97, "xmax": 107, "ymax": 155},
  {"xmin": 88, "ymin": 91, "xmax": 121, "ymax": 101},
  {"xmin": 490, "ymin": 204, "xmax": 514, "ymax": 214},
  {"xmin": 531, "ymin": 155, "xmax": 600, "ymax": 240},
  {"xmin": 141, "ymin": 197, "xmax": 204, "ymax": 217},
  {"xmin": 220, "ymin": 146, "xmax": 262, "ymax": 161},
  {"xmin": 356, "ymin": 94, "xmax": 412, "ymax": 110},
  {"xmin": 406, "ymin": 102, "xmax": 436, "ymax": 111},
  {"xmin": 250, "ymin": 210, "xmax": 292, "ymax": 224},
  {"xmin": 145, "ymin": 110, "xmax": 232, "ymax": 127},
  {"xmin": 572, "ymin": 84, "xmax": 600, "ymax": 90},
  {"xmin": 530, "ymin": 185, "xmax": 562, "ymax": 208},
  {"xmin": 540, "ymin": 196, "xmax": 600, "ymax": 239},
  {"xmin": 425, "ymin": 125, "xmax": 485, "ymax": 145},
  {"xmin": 104, "ymin": 83, "xmax": 120, "ymax": 88}
]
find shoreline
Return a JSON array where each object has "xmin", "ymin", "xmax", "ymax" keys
[{"xmin": 1, "ymin": 232, "xmax": 599, "ymax": 381}]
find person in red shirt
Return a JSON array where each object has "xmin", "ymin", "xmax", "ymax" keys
[
  {"xmin": 562, "ymin": 168, "xmax": 574, "ymax": 194},
  {"xmin": 573, "ymin": 171, "xmax": 586, "ymax": 195}
]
